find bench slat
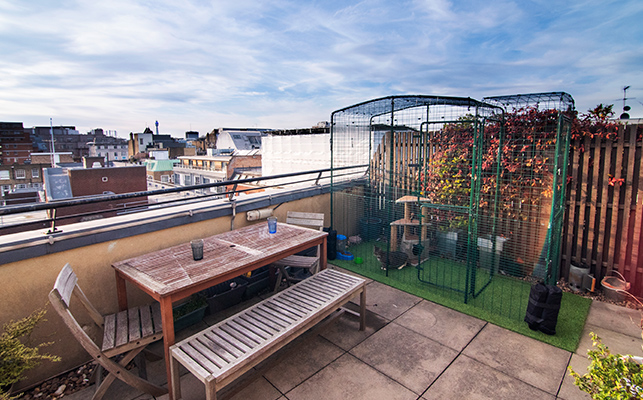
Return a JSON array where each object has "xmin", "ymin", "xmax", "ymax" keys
[
  {"xmin": 182, "ymin": 341, "xmax": 223, "ymax": 373},
  {"xmin": 248, "ymin": 308, "xmax": 288, "ymax": 332},
  {"xmin": 203, "ymin": 330, "xmax": 248, "ymax": 358},
  {"xmin": 219, "ymin": 323, "xmax": 260, "ymax": 349},
  {"xmin": 197, "ymin": 334, "xmax": 237, "ymax": 364},
  {"xmin": 263, "ymin": 301, "xmax": 305, "ymax": 321},
  {"xmin": 226, "ymin": 319, "xmax": 267, "ymax": 345},
  {"xmin": 255, "ymin": 304, "xmax": 297, "ymax": 325},
  {"xmin": 170, "ymin": 269, "xmax": 366, "ymax": 398},
  {"xmin": 282, "ymin": 289, "xmax": 324, "ymax": 307},
  {"xmin": 238, "ymin": 313, "xmax": 280, "ymax": 335},
  {"xmin": 291, "ymin": 285, "xmax": 333, "ymax": 303},
  {"xmin": 265, "ymin": 298, "xmax": 308, "ymax": 319},
  {"xmin": 191, "ymin": 338, "xmax": 228, "ymax": 369},
  {"xmin": 231, "ymin": 317, "xmax": 273, "ymax": 341},
  {"xmin": 270, "ymin": 296, "xmax": 313, "ymax": 316},
  {"xmin": 234, "ymin": 315, "xmax": 275, "ymax": 339},
  {"xmin": 316, "ymin": 273, "xmax": 355, "ymax": 289},
  {"xmin": 245, "ymin": 310, "xmax": 287, "ymax": 332},
  {"xmin": 303, "ymin": 279, "xmax": 343, "ymax": 296},
  {"xmin": 173, "ymin": 347, "xmax": 212, "ymax": 382},
  {"xmin": 279, "ymin": 292, "xmax": 317, "ymax": 311}
]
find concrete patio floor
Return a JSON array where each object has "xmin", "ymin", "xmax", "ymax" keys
[{"xmin": 63, "ymin": 266, "xmax": 643, "ymax": 400}]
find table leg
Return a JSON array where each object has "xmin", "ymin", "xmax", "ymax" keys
[
  {"xmin": 360, "ymin": 287, "xmax": 366, "ymax": 331},
  {"xmin": 115, "ymin": 271, "xmax": 128, "ymax": 311},
  {"xmin": 160, "ymin": 296, "xmax": 176, "ymax": 400},
  {"xmin": 320, "ymin": 237, "xmax": 327, "ymax": 270}
]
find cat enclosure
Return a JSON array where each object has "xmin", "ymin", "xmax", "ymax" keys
[{"xmin": 329, "ymin": 94, "xmax": 573, "ymax": 321}]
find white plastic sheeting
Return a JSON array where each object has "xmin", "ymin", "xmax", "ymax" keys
[{"xmin": 262, "ymin": 134, "xmax": 331, "ymax": 186}]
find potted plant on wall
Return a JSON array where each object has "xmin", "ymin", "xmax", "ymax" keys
[{"xmin": 0, "ymin": 308, "xmax": 60, "ymax": 399}]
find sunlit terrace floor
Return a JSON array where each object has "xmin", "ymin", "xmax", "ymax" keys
[{"xmin": 46, "ymin": 266, "xmax": 642, "ymax": 400}]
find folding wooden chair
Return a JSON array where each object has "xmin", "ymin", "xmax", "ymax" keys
[
  {"xmin": 49, "ymin": 264, "xmax": 167, "ymax": 400},
  {"xmin": 272, "ymin": 211, "xmax": 325, "ymax": 291}
]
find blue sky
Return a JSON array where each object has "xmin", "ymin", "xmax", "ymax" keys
[{"xmin": 1, "ymin": 0, "xmax": 641, "ymax": 138}]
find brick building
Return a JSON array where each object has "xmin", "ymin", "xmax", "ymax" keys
[{"xmin": 0, "ymin": 122, "xmax": 33, "ymax": 165}]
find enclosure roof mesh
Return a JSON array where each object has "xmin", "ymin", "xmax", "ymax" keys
[
  {"xmin": 331, "ymin": 95, "xmax": 501, "ymax": 119},
  {"xmin": 483, "ymin": 92, "xmax": 575, "ymax": 112}
]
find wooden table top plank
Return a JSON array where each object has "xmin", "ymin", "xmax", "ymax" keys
[{"xmin": 113, "ymin": 223, "xmax": 327, "ymax": 297}]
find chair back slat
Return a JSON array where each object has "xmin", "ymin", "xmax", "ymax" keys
[
  {"xmin": 53, "ymin": 263, "xmax": 78, "ymax": 307},
  {"xmin": 286, "ymin": 211, "xmax": 324, "ymax": 231}
]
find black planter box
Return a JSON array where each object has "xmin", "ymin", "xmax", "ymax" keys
[
  {"xmin": 204, "ymin": 277, "xmax": 247, "ymax": 314},
  {"xmin": 173, "ymin": 303, "xmax": 207, "ymax": 332},
  {"xmin": 241, "ymin": 266, "xmax": 270, "ymax": 299}
]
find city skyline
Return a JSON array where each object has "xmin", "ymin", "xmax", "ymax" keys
[{"xmin": 1, "ymin": 0, "xmax": 642, "ymax": 138}]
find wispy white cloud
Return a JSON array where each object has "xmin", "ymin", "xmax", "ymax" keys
[{"xmin": 0, "ymin": 0, "xmax": 641, "ymax": 136}]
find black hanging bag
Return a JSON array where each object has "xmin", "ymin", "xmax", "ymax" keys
[
  {"xmin": 524, "ymin": 282, "xmax": 562, "ymax": 335},
  {"xmin": 524, "ymin": 283, "xmax": 550, "ymax": 330},
  {"xmin": 538, "ymin": 285, "xmax": 562, "ymax": 335}
]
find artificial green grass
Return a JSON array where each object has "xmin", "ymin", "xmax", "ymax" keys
[{"xmin": 333, "ymin": 241, "xmax": 591, "ymax": 352}]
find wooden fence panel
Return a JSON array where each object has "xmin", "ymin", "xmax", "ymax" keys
[{"xmin": 562, "ymin": 123, "xmax": 643, "ymax": 298}]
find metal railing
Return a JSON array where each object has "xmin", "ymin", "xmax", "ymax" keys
[{"xmin": 0, "ymin": 165, "xmax": 367, "ymax": 234}]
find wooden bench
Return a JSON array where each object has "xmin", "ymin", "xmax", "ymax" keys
[{"xmin": 169, "ymin": 268, "xmax": 366, "ymax": 400}]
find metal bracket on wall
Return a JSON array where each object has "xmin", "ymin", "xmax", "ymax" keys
[{"xmin": 47, "ymin": 208, "xmax": 62, "ymax": 234}]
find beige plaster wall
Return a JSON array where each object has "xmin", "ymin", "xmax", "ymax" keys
[{"xmin": 1, "ymin": 193, "xmax": 329, "ymax": 391}]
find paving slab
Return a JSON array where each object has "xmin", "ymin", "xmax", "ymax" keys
[
  {"xmin": 577, "ymin": 323, "xmax": 643, "ymax": 358},
  {"xmin": 157, "ymin": 372, "xmax": 282, "ymax": 400},
  {"xmin": 557, "ymin": 353, "xmax": 592, "ymax": 400},
  {"xmin": 350, "ymin": 322, "xmax": 459, "ymax": 395},
  {"xmin": 395, "ymin": 299, "xmax": 487, "ymax": 351},
  {"xmin": 320, "ymin": 303, "xmax": 389, "ymax": 351},
  {"xmin": 361, "ymin": 280, "xmax": 422, "ymax": 320},
  {"xmin": 285, "ymin": 353, "xmax": 417, "ymax": 400},
  {"xmin": 423, "ymin": 354, "xmax": 555, "ymax": 400},
  {"xmin": 462, "ymin": 324, "xmax": 570, "ymax": 395},
  {"xmin": 263, "ymin": 334, "xmax": 345, "ymax": 393},
  {"xmin": 329, "ymin": 265, "xmax": 374, "ymax": 284},
  {"xmin": 585, "ymin": 301, "xmax": 642, "ymax": 339}
]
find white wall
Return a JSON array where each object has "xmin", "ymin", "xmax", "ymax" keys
[{"xmin": 262, "ymin": 134, "xmax": 331, "ymax": 185}]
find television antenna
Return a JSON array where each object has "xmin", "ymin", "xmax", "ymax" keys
[{"xmin": 617, "ymin": 86, "xmax": 635, "ymax": 119}]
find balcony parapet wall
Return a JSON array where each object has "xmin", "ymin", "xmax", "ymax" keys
[{"xmin": 0, "ymin": 184, "xmax": 336, "ymax": 391}]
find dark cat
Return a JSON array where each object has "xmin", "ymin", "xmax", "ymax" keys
[{"xmin": 373, "ymin": 246, "xmax": 408, "ymax": 270}]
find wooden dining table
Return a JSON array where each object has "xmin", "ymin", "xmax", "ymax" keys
[{"xmin": 112, "ymin": 221, "xmax": 328, "ymax": 399}]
